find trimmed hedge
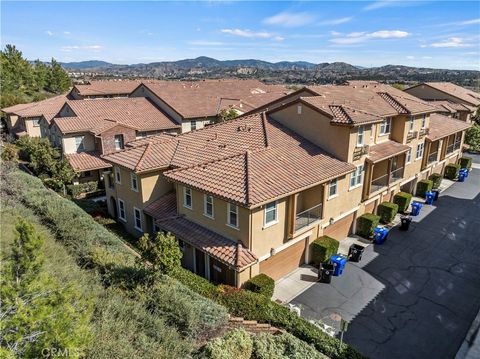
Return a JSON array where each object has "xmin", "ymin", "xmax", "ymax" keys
[
  {"xmin": 356, "ymin": 213, "xmax": 380, "ymax": 238},
  {"xmin": 244, "ymin": 274, "xmax": 275, "ymax": 299},
  {"xmin": 67, "ymin": 181, "xmax": 99, "ymax": 198},
  {"xmin": 377, "ymin": 201, "xmax": 399, "ymax": 224},
  {"xmin": 310, "ymin": 235, "xmax": 339, "ymax": 266},
  {"xmin": 445, "ymin": 163, "xmax": 461, "ymax": 180},
  {"xmin": 428, "ymin": 173, "xmax": 443, "ymax": 189},
  {"xmin": 416, "ymin": 179, "xmax": 433, "ymax": 197},
  {"xmin": 393, "ymin": 192, "xmax": 412, "ymax": 213},
  {"xmin": 458, "ymin": 156, "xmax": 472, "ymax": 170}
]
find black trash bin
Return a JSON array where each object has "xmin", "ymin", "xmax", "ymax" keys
[
  {"xmin": 318, "ymin": 263, "xmax": 334, "ymax": 283},
  {"xmin": 348, "ymin": 244, "xmax": 365, "ymax": 262},
  {"xmin": 432, "ymin": 189, "xmax": 440, "ymax": 201},
  {"xmin": 400, "ymin": 215, "xmax": 412, "ymax": 231}
]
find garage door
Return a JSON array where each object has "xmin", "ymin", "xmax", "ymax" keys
[
  {"xmin": 364, "ymin": 200, "xmax": 376, "ymax": 214},
  {"xmin": 259, "ymin": 239, "xmax": 306, "ymax": 281},
  {"xmin": 324, "ymin": 213, "xmax": 354, "ymax": 240}
]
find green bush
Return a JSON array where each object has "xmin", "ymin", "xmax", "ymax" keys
[
  {"xmin": 376, "ymin": 202, "xmax": 399, "ymax": 224},
  {"xmin": 428, "ymin": 173, "xmax": 443, "ymax": 189},
  {"xmin": 458, "ymin": 156, "xmax": 472, "ymax": 170},
  {"xmin": 310, "ymin": 236, "xmax": 339, "ymax": 266},
  {"xmin": 465, "ymin": 122, "xmax": 480, "ymax": 152},
  {"xmin": 444, "ymin": 163, "xmax": 461, "ymax": 180},
  {"xmin": 356, "ymin": 213, "xmax": 380, "ymax": 238},
  {"xmin": 1, "ymin": 143, "xmax": 18, "ymax": 162},
  {"xmin": 253, "ymin": 331, "xmax": 328, "ymax": 359},
  {"xmin": 67, "ymin": 181, "xmax": 99, "ymax": 198},
  {"xmin": 393, "ymin": 192, "xmax": 413, "ymax": 213},
  {"xmin": 416, "ymin": 179, "xmax": 433, "ymax": 197},
  {"xmin": 244, "ymin": 273, "xmax": 275, "ymax": 299},
  {"xmin": 203, "ymin": 328, "xmax": 253, "ymax": 359}
]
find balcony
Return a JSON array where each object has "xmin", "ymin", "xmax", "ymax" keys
[
  {"xmin": 406, "ymin": 131, "xmax": 418, "ymax": 143},
  {"xmin": 294, "ymin": 203, "xmax": 322, "ymax": 232},
  {"xmin": 447, "ymin": 143, "xmax": 455, "ymax": 154},
  {"xmin": 453, "ymin": 140, "xmax": 461, "ymax": 151},
  {"xmin": 370, "ymin": 173, "xmax": 389, "ymax": 193},
  {"xmin": 418, "ymin": 128, "xmax": 429, "ymax": 138},
  {"xmin": 427, "ymin": 151, "xmax": 438, "ymax": 164},
  {"xmin": 353, "ymin": 145, "xmax": 369, "ymax": 161},
  {"xmin": 389, "ymin": 166, "xmax": 404, "ymax": 183}
]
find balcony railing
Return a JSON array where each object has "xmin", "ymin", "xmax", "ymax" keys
[
  {"xmin": 453, "ymin": 141, "xmax": 461, "ymax": 151},
  {"xmin": 418, "ymin": 128, "xmax": 429, "ymax": 138},
  {"xmin": 294, "ymin": 203, "xmax": 322, "ymax": 232},
  {"xmin": 352, "ymin": 145, "xmax": 370, "ymax": 161},
  {"xmin": 389, "ymin": 166, "xmax": 404, "ymax": 182},
  {"xmin": 406, "ymin": 131, "xmax": 418, "ymax": 143},
  {"xmin": 447, "ymin": 143, "xmax": 455, "ymax": 154},
  {"xmin": 370, "ymin": 173, "xmax": 389, "ymax": 193},
  {"xmin": 427, "ymin": 151, "xmax": 438, "ymax": 164}
]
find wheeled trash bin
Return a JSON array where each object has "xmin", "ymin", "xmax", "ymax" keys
[
  {"xmin": 411, "ymin": 201, "xmax": 423, "ymax": 216},
  {"xmin": 348, "ymin": 244, "xmax": 365, "ymax": 262},
  {"xmin": 330, "ymin": 255, "xmax": 347, "ymax": 276},
  {"xmin": 425, "ymin": 191, "xmax": 435, "ymax": 205},
  {"xmin": 400, "ymin": 215, "xmax": 412, "ymax": 231},
  {"xmin": 318, "ymin": 263, "xmax": 334, "ymax": 283}
]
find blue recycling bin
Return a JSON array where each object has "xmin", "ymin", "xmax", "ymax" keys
[
  {"xmin": 458, "ymin": 171, "xmax": 466, "ymax": 182},
  {"xmin": 425, "ymin": 191, "xmax": 435, "ymax": 205},
  {"xmin": 411, "ymin": 201, "xmax": 423, "ymax": 216},
  {"xmin": 432, "ymin": 189, "xmax": 440, "ymax": 201},
  {"xmin": 329, "ymin": 255, "xmax": 347, "ymax": 277},
  {"xmin": 461, "ymin": 168, "xmax": 469, "ymax": 178},
  {"xmin": 373, "ymin": 227, "xmax": 389, "ymax": 244}
]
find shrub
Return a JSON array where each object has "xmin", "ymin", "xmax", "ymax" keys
[
  {"xmin": 458, "ymin": 156, "xmax": 472, "ymax": 170},
  {"xmin": 376, "ymin": 202, "xmax": 399, "ymax": 224},
  {"xmin": 67, "ymin": 181, "xmax": 99, "ymax": 198},
  {"xmin": 253, "ymin": 331, "xmax": 328, "ymax": 359},
  {"xmin": 356, "ymin": 213, "xmax": 380, "ymax": 238},
  {"xmin": 416, "ymin": 179, "xmax": 433, "ymax": 197},
  {"xmin": 138, "ymin": 232, "xmax": 183, "ymax": 276},
  {"xmin": 311, "ymin": 236, "xmax": 339, "ymax": 266},
  {"xmin": 428, "ymin": 173, "xmax": 443, "ymax": 189},
  {"xmin": 444, "ymin": 163, "xmax": 461, "ymax": 180},
  {"xmin": 393, "ymin": 192, "xmax": 413, "ymax": 213},
  {"xmin": 1, "ymin": 143, "xmax": 18, "ymax": 162},
  {"xmin": 244, "ymin": 273, "xmax": 275, "ymax": 298},
  {"xmin": 171, "ymin": 267, "xmax": 218, "ymax": 299},
  {"xmin": 203, "ymin": 328, "xmax": 253, "ymax": 359},
  {"xmin": 465, "ymin": 122, "xmax": 480, "ymax": 152}
]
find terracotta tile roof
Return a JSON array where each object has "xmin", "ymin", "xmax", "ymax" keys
[
  {"xmin": 2, "ymin": 95, "xmax": 67, "ymax": 123},
  {"xmin": 141, "ymin": 79, "xmax": 290, "ymax": 119},
  {"xmin": 156, "ymin": 215, "xmax": 257, "ymax": 269},
  {"xmin": 143, "ymin": 192, "xmax": 177, "ymax": 220},
  {"xmin": 428, "ymin": 100, "xmax": 471, "ymax": 113},
  {"xmin": 52, "ymin": 97, "xmax": 179, "ymax": 134},
  {"xmin": 65, "ymin": 151, "xmax": 112, "ymax": 172},
  {"xmin": 407, "ymin": 82, "xmax": 480, "ymax": 107},
  {"xmin": 367, "ymin": 141, "xmax": 411, "ymax": 163},
  {"xmin": 427, "ymin": 113, "xmax": 471, "ymax": 142},
  {"xmin": 303, "ymin": 84, "xmax": 437, "ymax": 125},
  {"xmin": 73, "ymin": 80, "xmax": 158, "ymax": 96}
]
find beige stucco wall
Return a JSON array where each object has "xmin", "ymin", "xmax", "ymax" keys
[
  {"xmin": 181, "ymin": 117, "xmax": 215, "ymax": 133},
  {"xmin": 62, "ymin": 133, "xmax": 96, "ymax": 154},
  {"xmin": 140, "ymin": 170, "xmax": 173, "ymax": 205},
  {"xmin": 24, "ymin": 117, "xmax": 43, "ymax": 137},
  {"xmin": 5, "ymin": 114, "xmax": 21, "ymax": 131}
]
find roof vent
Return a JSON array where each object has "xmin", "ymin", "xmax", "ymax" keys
[
  {"xmin": 218, "ymin": 144, "xmax": 227, "ymax": 149},
  {"xmin": 237, "ymin": 124, "xmax": 252, "ymax": 132}
]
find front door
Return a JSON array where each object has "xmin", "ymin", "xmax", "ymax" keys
[{"xmin": 195, "ymin": 249, "xmax": 205, "ymax": 278}]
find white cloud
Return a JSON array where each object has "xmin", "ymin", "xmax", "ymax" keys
[
  {"xmin": 330, "ymin": 31, "xmax": 342, "ymax": 36},
  {"xmin": 63, "ymin": 31, "xmax": 71, "ymax": 35},
  {"xmin": 221, "ymin": 28, "xmax": 284, "ymax": 41},
  {"xmin": 61, "ymin": 45, "xmax": 103, "ymax": 52},
  {"xmin": 45, "ymin": 30, "xmax": 53, "ymax": 36},
  {"xmin": 406, "ymin": 55, "xmax": 415, "ymax": 60},
  {"xmin": 363, "ymin": 0, "xmax": 409, "ymax": 11},
  {"xmin": 319, "ymin": 17, "xmax": 353, "ymax": 26},
  {"xmin": 458, "ymin": 18, "xmax": 480, "ymax": 25},
  {"xmin": 429, "ymin": 37, "xmax": 473, "ymax": 48},
  {"xmin": 263, "ymin": 12, "xmax": 315, "ymax": 27},
  {"xmin": 188, "ymin": 40, "xmax": 225, "ymax": 46},
  {"xmin": 422, "ymin": 56, "xmax": 433, "ymax": 59},
  {"xmin": 330, "ymin": 30, "xmax": 410, "ymax": 44}
]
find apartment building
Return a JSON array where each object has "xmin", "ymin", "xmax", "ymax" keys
[
  {"xmin": 68, "ymin": 80, "xmax": 146, "ymax": 99},
  {"xmin": 404, "ymin": 82, "xmax": 480, "ymax": 122},
  {"xmin": 46, "ymin": 97, "xmax": 180, "ymax": 183},
  {"xmin": 2, "ymin": 95, "xmax": 67, "ymax": 138}
]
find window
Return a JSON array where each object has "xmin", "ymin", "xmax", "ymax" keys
[
  {"xmin": 75, "ymin": 136, "xmax": 85, "ymax": 151},
  {"xmin": 357, "ymin": 126, "xmax": 365, "ymax": 146},
  {"xmin": 178, "ymin": 239, "xmax": 185, "ymax": 252},
  {"xmin": 131, "ymin": 173, "xmax": 138, "ymax": 192},
  {"xmin": 83, "ymin": 170, "xmax": 92, "ymax": 177},
  {"xmin": 406, "ymin": 148, "xmax": 412, "ymax": 164},
  {"xmin": 370, "ymin": 124, "xmax": 375, "ymax": 139},
  {"xmin": 114, "ymin": 134, "xmax": 124, "ymax": 150},
  {"xmin": 416, "ymin": 142, "xmax": 424, "ymax": 159},
  {"xmin": 227, "ymin": 203, "xmax": 239, "ymax": 228},
  {"xmin": 204, "ymin": 194, "xmax": 214, "ymax": 218},
  {"xmin": 190, "ymin": 121, "xmax": 197, "ymax": 131},
  {"xmin": 297, "ymin": 105, "xmax": 302, "ymax": 115},
  {"xmin": 133, "ymin": 207, "xmax": 142, "ymax": 231},
  {"xmin": 115, "ymin": 167, "xmax": 121, "ymax": 184},
  {"xmin": 379, "ymin": 118, "xmax": 391, "ymax": 135},
  {"xmin": 183, "ymin": 187, "xmax": 192, "ymax": 209},
  {"xmin": 350, "ymin": 165, "xmax": 364, "ymax": 188},
  {"xmin": 328, "ymin": 178, "xmax": 338, "ymax": 198},
  {"xmin": 264, "ymin": 201, "xmax": 278, "ymax": 226},
  {"xmin": 421, "ymin": 114, "xmax": 427, "ymax": 129},
  {"xmin": 154, "ymin": 224, "xmax": 160, "ymax": 233},
  {"xmin": 118, "ymin": 199, "xmax": 126, "ymax": 222},
  {"xmin": 408, "ymin": 116, "xmax": 414, "ymax": 132},
  {"xmin": 32, "ymin": 119, "xmax": 40, "ymax": 127}
]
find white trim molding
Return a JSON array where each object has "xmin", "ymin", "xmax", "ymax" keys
[{"xmin": 258, "ymin": 230, "xmax": 312, "ymax": 262}]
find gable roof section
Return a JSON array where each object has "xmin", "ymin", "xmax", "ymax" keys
[
  {"xmin": 73, "ymin": 80, "xmax": 151, "ymax": 96},
  {"xmin": 2, "ymin": 95, "xmax": 67, "ymax": 123},
  {"xmin": 406, "ymin": 82, "xmax": 480, "ymax": 107},
  {"xmin": 65, "ymin": 151, "xmax": 112, "ymax": 172},
  {"xmin": 427, "ymin": 113, "xmax": 471, "ymax": 141}
]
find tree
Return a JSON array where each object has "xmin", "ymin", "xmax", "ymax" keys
[
  {"xmin": 32, "ymin": 59, "xmax": 49, "ymax": 92},
  {"xmin": 0, "ymin": 219, "xmax": 92, "ymax": 358},
  {"xmin": 138, "ymin": 232, "xmax": 182, "ymax": 276},
  {"xmin": 0, "ymin": 44, "xmax": 33, "ymax": 94},
  {"xmin": 218, "ymin": 108, "xmax": 239, "ymax": 122},
  {"xmin": 46, "ymin": 58, "xmax": 71, "ymax": 94},
  {"xmin": 1, "ymin": 143, "xmax": 19, "ymax": 162},
  {"xmin": 465, "ymin": 122, "xmax": 480, "ymax": 152}
]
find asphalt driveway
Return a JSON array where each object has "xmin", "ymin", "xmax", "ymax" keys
[{"xmin": 292, "ymin": 155, "xmax": 480, "ymax": 359}]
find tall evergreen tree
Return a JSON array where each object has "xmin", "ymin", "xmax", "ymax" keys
[{"xmin": 46, "ymin": 58, "xmax": 71, "ymax": 94}]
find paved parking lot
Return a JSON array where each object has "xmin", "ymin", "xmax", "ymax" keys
[{"xmin": 291, "ymin": 156, "xmax": 480, "ymax": 359}]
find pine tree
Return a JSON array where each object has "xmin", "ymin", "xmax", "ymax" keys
[{"xmin": 46, "ymin": 58, "xmax": 71, "ymax": 94}]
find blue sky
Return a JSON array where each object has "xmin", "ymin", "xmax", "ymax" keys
[{"xmin": 1, "ymin": 1, "xmax": 479, "ymax": 69}]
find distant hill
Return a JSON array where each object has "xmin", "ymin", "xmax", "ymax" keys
[{"xmin": 60, "ymin": 56, "xmax": 479, "ymax": 87}]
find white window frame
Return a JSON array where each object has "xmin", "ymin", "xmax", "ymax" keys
[
  {"xmin": 421, "ymin": 114, "xmax": 427, "ymax": 129},
  {"xmin": 32, "ymin": 118, "xmax": 40, "ymax": 127},
  {"xmin": 75, "ymin": 135, "xmax": 85, "ymax": 151},
  {"xmin": 130, "ymin": 173, "xmax": 138, "ymax": 192},
  {"xmin": 133, "ymin": 207, "xmax": 142, "ymax": 232},
  {"xmin": 190, "ymin": 120, "xmax": 197, "ymax": 131},
  {"xmin": 370, "ymin": 124, "xmax": 375, "ymax": 139},
  {"xmin": 264, "ymin": 201, "xmax": 278, "ymax": 227},
  {"xmin": 118, "ymin": 198, "xmax": 126, "ymax": 222},
  {"xmin": 357, "ymin": 126, "xmax": 365, "ymax": 146},
  {"xmin": 408, "ymin": 116, "xmax": 415, "ymax": 132},
  {"xmin": 114, "ymin": 134, "xmax": 124, "ymax": 150},
  {"xmin": 297, "ymin": 105, "xmax": 302, "ymax": 115},
  {"xmin": 183, "ymin": 187, "xmax": 192, "ymax": 209},
  {"xmin": 406, "ymin": 148, "xmax": 412, "ymax": 164},
  {"xmin": 227, "ymin": 203, "xmax": 239, "ymax": 229},
  {"xmin": 115, "ymin": 167, "xmax": 121, "ymax": 184},
  {"xmin": 416, "ymin": 142, "xmax": 424, "ymax": 160},
  {"xmin": 328, "ymin": 178, "xmax": 338, "ymax": 199},
  {"xmin": 350, "ymin": 165, "xmax": 364, "ymax": 189},
  {"xmin": 203, "ymin": 194, "xmax": 214, "ymax": 218},
  {"xmin": 379, "ymin": 118, "xmax": 391, "ymax": 135}
]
